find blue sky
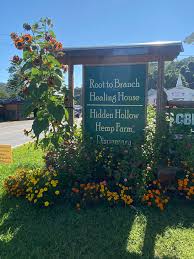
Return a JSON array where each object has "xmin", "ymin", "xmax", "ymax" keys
[{"xmin": 0, "ymin": 0, "xmax": 194, "ymax": 86}]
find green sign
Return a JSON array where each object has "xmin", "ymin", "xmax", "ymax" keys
[
  {"xmin": 83, "ymin": 64, "xmax": 147, "ymax": 146},
  {"xmin": 170, "ymin": 108, "xmax": 194, "ymax": 134}
]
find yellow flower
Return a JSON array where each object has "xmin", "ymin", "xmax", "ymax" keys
[
  {"xmin": 34, "ymin": 199, "xmax": 37, "ymax": 204},
  {"xmin": 51, "ymin": 180, "xmax": 58, "ymax": 187},
  {"xmin": 31, "ymin": 178, "xmax": 38, "ymax": 185},
  {"xmin": 44, "ymin": 187, "xmax": 48, "ymax": 192},
  {"xmin": 44, "ymin": 201, "xmax": 50, "ymax": 207},
  {"xmin": 55, "ymin": 190, "xmax": 60, "ymax": 195},
  {"xmin": 37, "ymin": 193, "xmax": 43, "ymax": 198}
]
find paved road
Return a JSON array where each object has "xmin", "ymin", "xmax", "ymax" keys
[
  {"xmin": 0, "ymin": 120, "xmax": 33, "ymax": 147},
  {"xmin": 0, "ymin": 118, "xmax": 82, "ymax": 148}
]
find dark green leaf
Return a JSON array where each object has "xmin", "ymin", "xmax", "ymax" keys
[
  {"xmin": 32, "ymin": 116, "xmax": 49, "ymax": 137},
  {"xmin": 55, "ymin": 68, "xmax": 63, "ymax": 78},
  {"xmin": 47, "ymin": 102, "xmax": 64, "ymax": 122},
  {"xmin": 54, "ymin": 75, "xmax": 62, "ymax": 87},
  {"xmin": 22, "ymin": 62, "xmax": 33, "ymax": 72},
  {"xmin": 39, "ymin": 83, "xmax": 48, "ymax": 95}
]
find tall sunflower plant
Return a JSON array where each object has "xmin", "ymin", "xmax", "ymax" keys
[{"xmin": 9, "ymin": 18, "xmax": 70, "ymax": 149}]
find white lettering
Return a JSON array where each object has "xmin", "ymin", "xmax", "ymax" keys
[{"xmin": 176, "ymin": 114, "xmax": 184, "ymax": 124}]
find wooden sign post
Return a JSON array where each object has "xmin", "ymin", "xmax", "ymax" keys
[{"xmin": 0, "ymin": 145, "xmax": 12, "ymax": 164}]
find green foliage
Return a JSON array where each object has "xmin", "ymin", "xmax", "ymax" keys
[
  {"xmin": 145, "ymin": 107, "xmax": 194, "ymax": 175},
  {"xmin": 0, "ymin": 82, "xmax": 16, "ymax": 98},
  {"xmin": 148, "ymin": 57, "xmax": 194, "ymax": 90},
  {"xmin": 9, "ymin": 18, "xmax": 69, "ymax": 149},
  {"xmin": 74, "ymin": 87, "xmax": 82, "ymax": 104},
  {"xmin": 184, "ymin": 32, "xmax": 194, "ymax": 44}
]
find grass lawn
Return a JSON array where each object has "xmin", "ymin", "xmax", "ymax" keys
[{"xmin": 0, "ymin": 144, "xmax": 194, "ymax": 259}]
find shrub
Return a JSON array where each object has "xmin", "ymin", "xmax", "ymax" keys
[
  {"xmin": 4, "ymin": 167, "xmax": 66, "ymax": 207},
  {"xmin": 4, "ymin": 168, "xmax": 29, "ymax": 197}
]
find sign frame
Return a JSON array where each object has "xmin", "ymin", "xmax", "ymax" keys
[
  {"xmin": 169, "ymin": 107, "xmax": 194, "ymax": 135},
  {"xmin": 82, "ymin": 62, "xmax": 148, "ymax": 145}
]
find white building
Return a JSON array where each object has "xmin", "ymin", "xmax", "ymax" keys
[
  {"xmin": 148, "ymin": 74, "xmax": 194, "ymax": 105},
  {"xmin": 167, "ymin": 74, "xmax": 194, "ymax": 101}
]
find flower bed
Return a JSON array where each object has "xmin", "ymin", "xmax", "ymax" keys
[{"xmin": 4, "ymin": 164, "xmax": 193, "ymax": 211}]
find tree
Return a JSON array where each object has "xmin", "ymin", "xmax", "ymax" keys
[
  {"xmin": 74, "ymin": 87, "xmax": 81, "ymax": 105},
  {"xmin": 148, "ymin": 57, "xmax": 194, "ymax": 90},
  {"xmin": 0, "ymin": 82, "xmax": 17, "ymax": 98},
  {"xmin": 0, "ymin": 83, "xmax": 8, "ymax": 98},
  {"xmin": 184, "ymin": 32, "xmax": 194, "ymax": 44}
]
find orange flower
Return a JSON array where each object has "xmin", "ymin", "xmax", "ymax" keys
[
  {"xmin": 54, "ymin": 42, "xmax": 63, "ymax": 50},
  {"xmin": 15, "ymin": 38, "xmax": 24, "ymax": 50},
  {"xmin": 144, "ymin": 195, "xmax": 149, "ymax": 201},
  {"xmin": 23, "ymin": 34, "xmax": 32, "ymax": 43},
  {"xmin": 159, "ymin": 204, "xmax": 164, "ymax": 210},
  {"xmin": 72, "ymin": 188, "xmax": 79, "ymax": 193}
]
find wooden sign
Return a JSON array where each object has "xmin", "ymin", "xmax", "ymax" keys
[
  {"xmin": 0, "ymin": 145, "xmax": 12, "ymax": 164},
  {"xmin": 83, "ymin": 64, "xmax": 147, "ymax": 146}
]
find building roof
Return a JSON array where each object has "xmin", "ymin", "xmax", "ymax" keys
[
  {"xmin": 167, "ymin": 75, "xmax": 194, "ymax": 94},
  {"xmin": 58, "ymin": 41, "xmax": 184, "ymax": 65},
  {"xmin": 0, "ymin": 96, "xmax": 23, "ymax": 105}
]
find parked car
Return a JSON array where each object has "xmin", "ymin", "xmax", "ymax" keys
[{"xmin": 74, "ymin": 105, "xmax": 82, "ymax": 118}]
